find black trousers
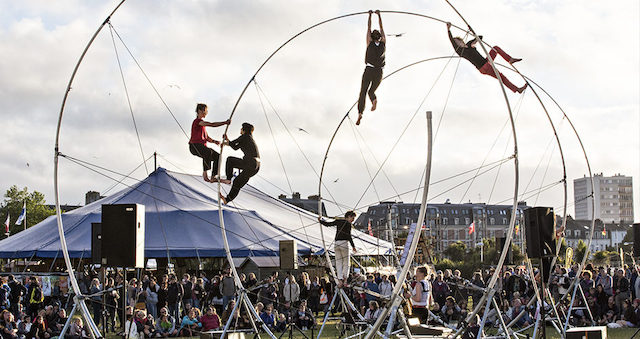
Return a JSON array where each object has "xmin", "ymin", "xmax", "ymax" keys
[
  {"xmin": 412, "ymin": 306, "xmax": 429, "ymax": 324},
  {"xmin": 189, "ymin": 143, "xmax": 220, "ymax": 174},
  {"xmin": 357, "ymin": 66, "xmax": 383, "ymax": 114},
  {"xmin": 225, "ymin": 157, "xmax": 260, "ymax": 202}
]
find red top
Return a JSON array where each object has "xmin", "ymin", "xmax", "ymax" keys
[{"xmin": 189, "ymin": 118, "xmax": 208, "ymax": 144}]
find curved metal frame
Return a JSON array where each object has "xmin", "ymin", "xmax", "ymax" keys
[
  {"xmin": 53, "ymin": 1, "xmax": 127, "ymax": 338},
  {"xmin": 51, "ymin": 2, "xmax": 597, "ymax": 338}
]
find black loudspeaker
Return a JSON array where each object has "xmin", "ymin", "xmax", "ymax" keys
[
  {"xmin": 496, "ymin": 237, "xmax": 512, "ymax": 264},
  {"xmin": 91, "ymin": 223, "xmax": 102, "ymax": 264},
  {"xmin": 633, "ymin": 223, "xmax": 640, "ymax": 257},
  {"xmin": 279, "ymin": 240, "xmax": 297, "ymax": 270},
  {"xmin": 565, "ymin": 326, "xmax": 606, "ymax": 339},
  {"xmin": 101, "ymin": 204, "xmax": 145, "ymax": 268},
  {"xmin": 524, "ymin": 207, "xmax": 556, "ymax": 258}
]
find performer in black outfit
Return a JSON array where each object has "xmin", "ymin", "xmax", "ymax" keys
[
  {"xmin": 356, "ymin": 10, "xmax": 385, "ymax": 126},
  {"xmin": 219, "ymin": 123, "xmax": 260, "ymax": 204},
  {"xmin": 446, "ymin": 22, "xmax": 526, "ymax": 93},
  {"xmin": 318, "ymin": 211, "xmax": 357, "ymax": 287}
]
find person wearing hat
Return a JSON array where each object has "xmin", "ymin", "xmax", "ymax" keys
[
  {"xmin": 219, "ymin": 123, "xmax": 260, "ymax": 203},
  {"xmin": 188, "ymin": 103, "xmax": 231, "ymax": 183},
  {"xmin": 356, "ymin": 10, "xmax": 385, "ymax": 126},
  {"xmin": 446, "ymin": 22, "xmax": 526, "ymax": 94}
]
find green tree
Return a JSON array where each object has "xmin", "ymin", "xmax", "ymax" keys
[
  {"xmin": 443, "ymin": 241, "xmax": 467, "ymax": 262},
  {"xmin": 0, "ymin": 185, "xmax": 55, "ymax": 236},
  {"xmin": 574, "ymin": 239, "xmax": 588, "ymax": 263},
  {"xmin": 592, "ymin": 250, "xmax": 611, "ymax": 264}
]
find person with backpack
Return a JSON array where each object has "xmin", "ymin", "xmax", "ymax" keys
[
  {"xmin": 0, "ymin": 278, "xmax": 10, "ymax": 312},
  {"xmin": 26, "ymin": 278, "xmax": 43, "ymax": 319},
  {"xmin": 407, "ymin": 266, "xmax": 432, "ymax": 324}
]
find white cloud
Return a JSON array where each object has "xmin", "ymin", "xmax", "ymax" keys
[{"xmin": 0, "ymin": 0, "xmax": 637, "ymax": 221}]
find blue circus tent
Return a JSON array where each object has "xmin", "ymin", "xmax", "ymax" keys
[{"xmin": 0, "ymin": 168, "xmax": 393, "ymax": 259}]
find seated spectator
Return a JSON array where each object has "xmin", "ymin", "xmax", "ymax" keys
[
  {"xmin": 364, "ymin": 301, "xmax": 382, "ymax": 324},
  {"xmin": 17, "ymin": 315, "xmax": 32, "ymax": 338},
  {"xmin": 255, "ymin": 302, "xmax": 264, "ymax": 316},
  {"xmin": 507, "ymin": 298, "xmax": 531, "ymax": 327},
  {"xmin": 441, "ymin": 296, "xmax": 461, "ymax": 324},
  {"xmin": 612, "ymin": 299, "xmax": 636, "ymax": 328},
  {"xmin": 294, "ymin": 304, "xmax": 314, "ymax": 331},
  {"xmin": 378, "ymin": 275, "xmax": 393, "ymax": 298},
  {"xmin": 259, "ymin": 305, "xmax": 276, "ymax": 330},
  {"xmin": 279, "ymin": 301, "xmax": 294, "ymax": 323},
  {"xmin": 179, "ymin": 309, "xmax": 202, "ymax": 337},
  {"xmin": 145, "ymin": 314, "xmax": 157, "ymax": 337},
  {"xmin": 67, "ymin": 317, "xmax": 89, "ymax": 339},
  {"xmin": 275, "ymin": 314, "xmax": 287, "ymax": 332},
  {"xmin": 155, "ymin": 307, "xmax": 178, "ymax": 337},
  {"xmin": 200, "ymin": 306, "xmax": 221, "ymax": 331},
  {"xmin": 1, "ymin": 310, "xmax": 19, "ymax": 339},
  {"xmin": 27, "ymin": 315, "xmax": 49, "ymax": 339}
]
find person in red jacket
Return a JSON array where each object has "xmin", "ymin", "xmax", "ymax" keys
[
  {"xmin": 200, "ymin": 306, "xmax": 221, "ymax": 331},
  {"xmin": 446, "ymin": 22, "xmax": 526, "ymax": 93},
  {"xmin": 189, "ymin": 103, "xmax": 231, "ymax": 183}
]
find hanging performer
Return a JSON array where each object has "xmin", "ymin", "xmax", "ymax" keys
[
  {"xmin": 318, "ymin": 211, "xmax": 357, "ymax": 288},
  {"xmin": 356, "ymin": 10, "xmax": 386, "ymax": 126},
  {"xmin": 405, "ymin": 266, "xmax": 432, "ymax": 325},
  {"xmin": 446, "ymin": 22, "xmax": 527, "ymax": 93},
  {"xmin": 189, "ymin": 103, "xmax": 231, "ymax": 183},
  {"xmin": 219, "ymin": 123, "xmax": 260, "ymax": 204}
]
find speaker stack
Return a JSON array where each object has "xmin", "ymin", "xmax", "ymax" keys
[
  {"xmin": 99, "ymin": 204, "xmax": 146, "ymax": 268},
  {"xmin": 524, "ymin": 207, "xmax": 556, "ymax": 259},
  {"xmin": 633, "ymin": 223, "xmax": 640, "ymax": 257},
  {"xmin": 279, "ymin": 239, "xmax": 298, "ymax": 270}
]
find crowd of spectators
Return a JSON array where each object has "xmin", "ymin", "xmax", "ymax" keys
[{"xmin": 3, "ymin": 262, "xmax": 640, "ymax": 338}]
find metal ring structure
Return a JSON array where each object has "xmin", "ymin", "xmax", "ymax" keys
[
  {"xmin": 53, "ymin": 1, "xmax": 127, "ymax": 337},
  {"xmin": 50, "ymin": 2, "xmax": 597, "ymax": 338}
]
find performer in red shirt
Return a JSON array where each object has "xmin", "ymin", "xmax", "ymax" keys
[{"xmin": 189, "ymin": 103, "xmax": 230, "ymax": 182}]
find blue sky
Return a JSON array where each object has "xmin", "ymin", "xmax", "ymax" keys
[{"xmin": 0, "ymin": 0, "xmax": 638, "ymax": 221}]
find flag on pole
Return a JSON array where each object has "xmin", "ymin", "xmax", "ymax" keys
[
  {"xmin": 367, "ymin": 219, "xmax": 373, "ymax": 236},
  {"xmin": 15, "ymin": 202, "xmax": 26, "ymax": 226},
  {"xmin": 515, "ymin": 223, "xmax": 520, "ymax": 235},
  {"xmin": 601, "ymin": 226, "xmax": 606, "ymax": 236},
  {"xmin": 3, "ymin": 213, "xmax": 9, "ymax": 233},
  {"xmin": 468, "ymin": 221, "xmax": 476, "ymax": 235}
]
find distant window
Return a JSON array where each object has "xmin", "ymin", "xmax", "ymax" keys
[
  {"xmin": 503, "ymin": 218, "xmax": 508, "ymax": 224},
  {"xmin": 443, "ymin": 217, "xmax": 448, "ymax": 225},
  {"xmin": 465, "ymin": 217, "xmax": 471, "ymax": 225},
  {"xmin": 490, "ymin": 218, "xmax": 495, "ymax": 225},
  {"xmin": 454, "ymin": 218, "xmax": 459, "ymax": 225}
]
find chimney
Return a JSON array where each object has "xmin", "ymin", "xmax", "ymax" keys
[
  {"xmin": 292, "ymin": 192, "xmax": 301, "ymax": 200},
  {"xmin": 278, "ymin": 194, "xmax": 287, "ymax": 200},
  {"xmin": 308, "ymin": 195, "xmax": 320, "ymax": 201}
]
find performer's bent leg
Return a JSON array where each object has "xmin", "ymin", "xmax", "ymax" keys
[
  {"xmin": 479, "ymin": 64, "xmax": 519, "ymax": 93},
  {"xmin": 225, "ymin": 156, "xmax": 243, "ymax": 180},
  {"xmin": 225, "ymin": 159, "xmax": 258, "ymax": 202},
  {"xmin": 489, "ymin": 46, "xmax": 513, "ymax": 63}
]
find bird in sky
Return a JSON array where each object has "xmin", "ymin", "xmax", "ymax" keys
[
  {"xmin": 333, "ymin": 178, "xmax": 339, "ymax": 183},
  {"xmin": 298, "ymin": 127, "xmax": 309, "ymax": 134},
  {"xmin": 168, "ymin": 84, "xmax": 181, "ymax": 89},
  {"xmin": 387, "ymin": 32, "xmax": 405, "ymax": 37}
]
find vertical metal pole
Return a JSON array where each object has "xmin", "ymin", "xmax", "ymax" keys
[
  {"xmin": 316, "ymin": 289, "xmax": 339, "ymax": 339},
  {"xmin": 221, "ymin": 294, "xmax": 242, "ymax": 339}
]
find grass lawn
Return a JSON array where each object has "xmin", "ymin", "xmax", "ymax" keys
[{"xmin": 104, "ymin": 323, "xmax": 638, "ymax": 338}]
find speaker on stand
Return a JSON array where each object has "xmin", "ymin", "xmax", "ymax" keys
[{"xmin": 524, "ymin": 206, "xmax": 556, "ymax": 339}]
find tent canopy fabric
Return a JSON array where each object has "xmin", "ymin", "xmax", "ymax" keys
[{"xmin": 0, "ymin": 168, "xmax": 393, "ymax": 259}]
